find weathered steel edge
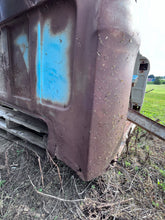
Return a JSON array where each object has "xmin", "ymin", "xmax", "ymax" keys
[
  {"xmin": 86, "ymin": 0, "xmax": 140, "ymax": 180},
  {"xmin": 127, "ymin": 109, "xmax": 165, "ymax": 141}
]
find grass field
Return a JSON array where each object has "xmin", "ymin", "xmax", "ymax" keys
[{"xmin": 141, "ymin": 84, "xmax": 165, "ymax": 125}]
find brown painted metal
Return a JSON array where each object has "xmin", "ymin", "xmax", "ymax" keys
[
  {"xmin": 0, "ymin": 0, "xmax": 140, "ymax": 180},
  {"xmin": 0, "ymin": 0, "xmax": 47, "ymax": 24},
  {"xmin": 127, "ymin": 109, "xmax": 165, "ymax": 141}
]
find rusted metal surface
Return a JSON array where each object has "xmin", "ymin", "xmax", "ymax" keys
[
  {"xmin": 127, "ymin": 109, "xmax": 165, "ymax": 141},
  {"xmin": 0, "ymin": 0, "xmax": 140, "ymax": 180},
  {"xmin": 0, "ymin": 105, "xmax": 48, "ymax": 133},
  {"xmin": 0, "ymin": 105, "xmax": 48, "ymax": 148},
  {"xmin": 0, "ymin": 128, "xmax": 46, "ymax": 158}
]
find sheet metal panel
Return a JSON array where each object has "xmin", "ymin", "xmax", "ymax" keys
[{"xmin": 0, "ymin": 0, "xmax": 140, "ymax": 180}]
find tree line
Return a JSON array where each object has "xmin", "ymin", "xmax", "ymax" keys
[{"xmin": 148, "ymin": 75, "xmax": 165, "ymax": 85}]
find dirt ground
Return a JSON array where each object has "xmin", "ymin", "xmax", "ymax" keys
[{"xmin": 0, "ymin": 127, "xmax": 165, "ymax": 220}]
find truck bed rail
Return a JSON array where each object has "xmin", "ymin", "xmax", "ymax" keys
[{"xmin": 127, "ymin": 109, "xmax": 165, "ymax": 141}]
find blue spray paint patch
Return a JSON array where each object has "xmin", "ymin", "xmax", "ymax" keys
[
  {"xmin": 132, "ymin": 75, "xmax": 138, "ymax": 82},
  {"xmin": 15, "ymin": 34, "xmax": 29, "ymax": 72},
  {"xmin": 36, "ymin": 23, "xmax": 42, "ymax": 101},
  {"xmin": 36, "ymin": 20, "xmax": 71, "ymax": 105}
]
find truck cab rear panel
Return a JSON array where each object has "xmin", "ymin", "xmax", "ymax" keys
[{"xmin": 0, "ymin": 0, "xmax": 140, "ymax": 180}]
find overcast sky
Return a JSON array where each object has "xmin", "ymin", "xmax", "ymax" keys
[{"xmin": 138, "ymin": 0, "xmax": 165, "ymax": 76}]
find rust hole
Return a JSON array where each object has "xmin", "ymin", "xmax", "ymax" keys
[{"xmin": 78, "ymin": 168, "xmax": 82, "ymax": 172}]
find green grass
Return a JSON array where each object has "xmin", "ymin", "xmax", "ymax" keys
[{"xmin": 141, "ymin": 84, "xmax": 165, "ymax": 125}]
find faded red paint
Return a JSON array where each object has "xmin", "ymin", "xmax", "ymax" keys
[{"xmin": 0, "ymin": 0, "xmax": 140, "ymax": 180}]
